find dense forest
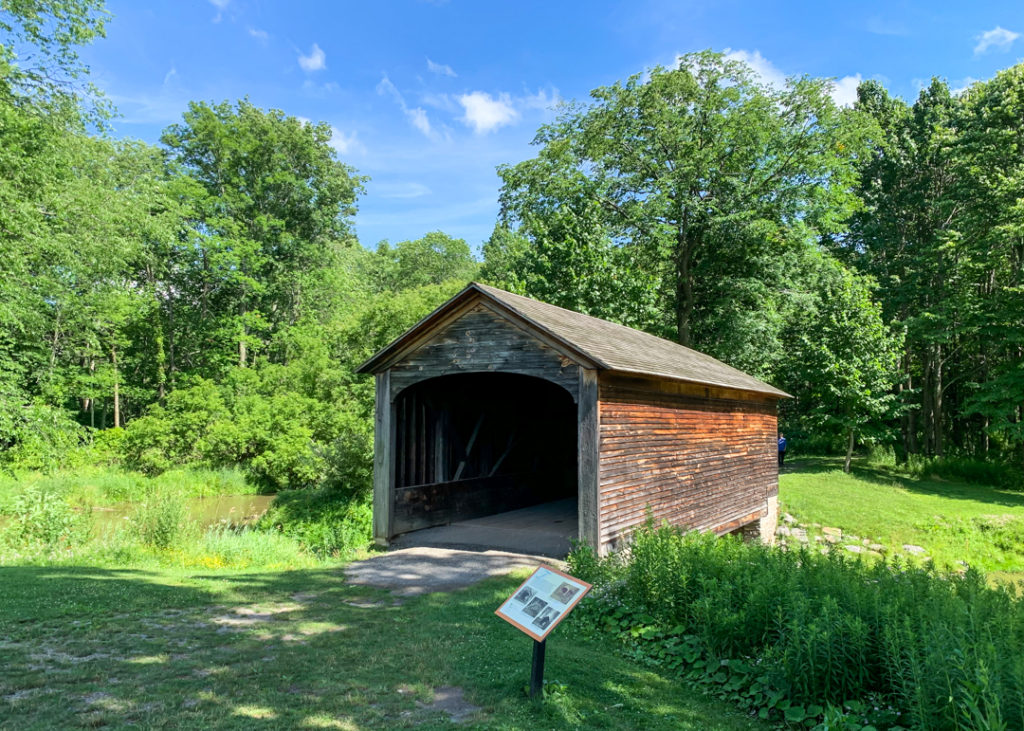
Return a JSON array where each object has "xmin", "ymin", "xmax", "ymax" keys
[{"xmin": 1, "ymin": 2, "xmax": 1022, "ymax": 492}]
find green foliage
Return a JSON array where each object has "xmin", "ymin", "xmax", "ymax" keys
[
  {"xmin": 130, "ymin": 492, "xmax": 190, "ymax": 549},
  {"xmin": 258, "ymin": 487, "xmax": 371, "ymax": 558},
  {"xmin": 3, "ymin": 485, "xmax": 88, "ymax": 549},
  {"xmin": 569, "ymin": 525, "xmax": 1024, "ymax": 730},
  {"xmin": 371, "ymin": 231, "xmax": 478, "ymax": 292},
  {"xmin": 496, "ymin": 51, "xmax": 875, "ymax": 377}
]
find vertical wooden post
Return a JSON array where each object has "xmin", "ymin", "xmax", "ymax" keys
[
  {"xmin": 577, "ymin": 368, "xmax": 601, "ymax": 554},
  {"xmin": 373, "ymin": 371, "xmax": 393, "ymax": 546}
]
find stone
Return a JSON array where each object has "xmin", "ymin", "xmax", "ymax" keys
[
  {"xmin": 822, "ymin": 527, "xmax": 842, "ymax": 538},
  {"xmin": 790, "ymin": 528, "xmax": 808, "ymax": 543},
  {"xmin": 868, "ymin": 543, "xmax": 884, "ymax": 551},
  {"xmin": 902, "ymin": 544, "xmax": 927, "ymax": 555},
  {"xmin": 783, "ymin": 513, "xmax": 798, "ymax": 525},
  {"xmin": 845, "ymin": 545, "xmax": 863, "ymax": 554}
]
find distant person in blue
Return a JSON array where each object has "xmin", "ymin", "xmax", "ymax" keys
[{"xmin": 778, "ymin": 433, "xmax": 787, "ymax": 468}]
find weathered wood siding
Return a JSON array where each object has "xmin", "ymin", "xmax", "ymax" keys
[
  {"xmin": 597, "ymin": 374, "xmax": 778, "ymax": 550},
  {"xmin": 388, "ymin": 303, "xmax": 579, "ymax": 402}
]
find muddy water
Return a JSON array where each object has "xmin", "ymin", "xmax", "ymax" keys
[{"xmin": 90, "ymin": 494, "xmax": 276, "ymax": 533}]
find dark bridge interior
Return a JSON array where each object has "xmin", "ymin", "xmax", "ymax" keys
[{"xmin": 391, "ymin": 372, "xmax": 577, "ymax": 536}]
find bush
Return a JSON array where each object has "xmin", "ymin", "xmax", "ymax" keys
[
  {"xmin": 908, "ymin": 455, "xmax": 1024, "ymax": 490},
  {"xmin": 3, "ymin": 486, "xmax": 89, "ymax": 548},
  {"xmin": 258, "ymin": 487, "xmax": 371, "ymax": 557},
  {"xmin": 568, "ymin": 524, "xmax": 1024, "ymax": 730},
  {"xmin": 131, "ymin": 492, "xmax": 191, "ymax": 549}
]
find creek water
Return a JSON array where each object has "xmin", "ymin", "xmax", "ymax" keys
[{"xmin": 89, "ymin": 494, "xmax": 276, "ymax": 533}]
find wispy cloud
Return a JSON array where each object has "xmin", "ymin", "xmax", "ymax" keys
[
  {"xmin": 329, "ymin": 126, "xmax": 365, "ymax": 156},
  {"xmin": 377, "ymin": 74, "xmax": 434, "ymax": 137},
  {"xmin": 247, "ymin": 27, "xmax": 269, "ymax": 43},
  {"xmin": 373, "ymin": 181, "xmax": 432, "ymax": 199},
  {"xmin": 298, "ymin": 43, "xmax": 327, "ymax": 72},
  {"xmin": 721, "ymin": 48, "xmax": 861, "ymax": 107},
  {"xmin": 458, "ymin": 91, "xmax": 519, "ymax": 134},
  {"xmin": 865, "ymin": 16, "xmax": 909, "ymax": 36},
  {"xmin": 974, "ymin": 26, "xmax": 1020, "ymax": 54},
  {"xmin": 952, "ymin": 77, "xmax": 980, "ymax": 95},
  {"xmin": 426, "ymin": 57, "xmax": 457, "ymax": 77},
  {"xmin": 830, "ymin": 74, "xmax": 863, "ymax": 107},
  {"xmin": 209, "ymin": 0, "xmax": 229, "ymax": 22},
  {"xmin": 722, "ymin": 48, "xmax": 788, "ymax": 89}
]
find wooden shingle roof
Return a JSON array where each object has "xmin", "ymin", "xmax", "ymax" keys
[{"xmin": 357, "ymin": 282, "xmax": 790, "ymax": 398}]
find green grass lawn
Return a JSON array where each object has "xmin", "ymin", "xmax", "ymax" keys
[
  {"xmin": 0, "ymin": 563, "xmax": 766, "ymax": 730},
  {"xmin": 780, "ymin": 456, "xmax": 1024, "ymax": 581}
]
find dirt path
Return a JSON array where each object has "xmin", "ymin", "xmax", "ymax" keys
[{"xmin": 343, "ymin": 547, "xmax": 561, "ymax": 596}]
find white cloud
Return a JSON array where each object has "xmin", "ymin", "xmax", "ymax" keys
[
  {"xmin": 458, "ymin": 91, "xmax": 519, "ymax": 134},
  {"xmin": 521, "ymin": 87, "xmax": 560, "ymax": 110},
  {"xmin": 209, "ymin": 0, "xmax": 229, "ymax": 22},
  {"xmin": 952, "ymin": 77, "xmax": 980, "ymax": 95},
  {"xmin": 162, "ymin": 66, "xmax": 178, "ymax": 86},
  {"xmin": 298, "ymin": 43, "xmax": 326, "ymax": 72},
  {"xmin": 329, "ymin": 127, "xmax": 365, "ymax": 155},
  {"xmin": 830, "ymin": 74, "xmax": 862, "ymax": 107},
  {"xmin": 722, "ymin": 48, "xmax": 787, "ymax": 89},
  {"xmin": 374, "ymin": 181, "xmax": 432, "ymax": 199},
  {"xmin": 377, "ymin": 74, "xmax": 435, "ymax": 137},
  {"xmin": 248, "ymin": 27, "xmax": 269, "ymax": 43},
  {"xmin": 426, "ymin": 58, "xmax": 457, "ymax": 77},
  {"xmin": 974, "ymin": 26, "xmax": 1020, "ymax": 54}
]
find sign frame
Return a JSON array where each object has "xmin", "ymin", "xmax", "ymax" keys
[{"xmin": 495, "ymin": 564, "xmax": 591, "ymax": 642}]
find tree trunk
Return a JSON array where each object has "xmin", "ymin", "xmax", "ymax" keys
[
  {"xmin": 675, "ymin": 224, "xmax": 694, "ymax": 347},
  {"xmin": 844, "ymin": 428, "xmax": 855, "ymax": 473},
  {"xmin": 112, "ymin": 345, "xmax": 120, "ymax": 429}
]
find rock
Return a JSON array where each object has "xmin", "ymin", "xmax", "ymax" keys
[
  {"xmin": 846, "ymin": 534, "xmax": 860, "ymax": 542},
  {"xmin": 822, "ymin": 526, "xmax": 842, "ymax": 538},
  {"xmin": 845, "ymin": 545, "xmax": 864, "ymax": 554},
  {"xmin": 777, "ymin": 525, "xmax": 791, "ymax": 537},
  {"xmin": 783, "ymin": 513, "xmax": 798, "ymax": 524},
  {"xmin": 790, "ymin": 528, "xmax": 808, "ymax": 543},
  {"xmin": 902, "ymin": 544, "xmax": 927, "ymax": 555},
  {"xmin": 868, "ymin": 543, "xmax": 884, "ymax": 551},
  {"xmin": 823, "ymin": 534, "xmax": 841, "ymax": 544}
]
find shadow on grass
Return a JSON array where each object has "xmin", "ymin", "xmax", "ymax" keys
[
  {"xmin": 787, "ymin": 457, "xmax": 1024, "ymax": 511},
  {"xmin": 0, "ymin": 563, "xmax": 763, "ymax": 730}
]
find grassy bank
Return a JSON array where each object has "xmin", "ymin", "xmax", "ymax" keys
[
  {"xmin": 779, "ymin": 456, "xmax": 1024, "ymax": 579},
  {"xmin": 0, "ymin": 563, "xmax": 765, "ymax": 730},
  {"xmin": 0, "ymin": 467, "xmax": 372, "ymax": 570}
]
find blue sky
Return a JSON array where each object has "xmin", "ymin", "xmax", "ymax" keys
[{"xmin": 82, "ymin": 0, "xmax": 1024, "ymax": 252}]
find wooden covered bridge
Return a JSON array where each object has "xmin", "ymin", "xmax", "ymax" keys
[{"xmin": 357, "ymin": 283, "xmax": 788, "ymax": 557}]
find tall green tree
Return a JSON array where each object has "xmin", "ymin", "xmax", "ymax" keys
[
  {"xmin": 160, "ymin": 100, "xmax": 365, "ymax": 372},
  {"xmin": 496, "ymin": 51, "xmax": 874, "ymax": 377}
]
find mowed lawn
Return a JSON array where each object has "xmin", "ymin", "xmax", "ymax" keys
[
  {"xmin": 780, "ymin": 457, "xmax": 1024, "ymax": 581},
  {"xmin": 0, "ymin": 564, "xmax": 766, "ymax": 730}
]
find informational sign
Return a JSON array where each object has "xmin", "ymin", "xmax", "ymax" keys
[{"xmin": 495, "ymin": 565, "xmax": 591, "ymax": 642}]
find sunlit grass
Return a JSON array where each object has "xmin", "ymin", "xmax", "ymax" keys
[{"xmin": 780, "ymin": 456, "xmax": 1024, "ymax": 579}]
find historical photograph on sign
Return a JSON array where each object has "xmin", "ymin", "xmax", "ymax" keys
[
  {"xmin": 495, "ymin": 565, "xmax": 593, "ymax": 641},
  {"xmin": 550, "ymin": 581, "xmax": 580, "ymax": 605},
  {"xmin": 513, "ymin": 586, "xmax": 536, "ymax": 604},
  {"xmin": 522, "ymin": 597, "xmax": 547, "ymax": 618},
  {"xmin": 531, "ymin": 607, "xmax": 560, "ymax": 631}
]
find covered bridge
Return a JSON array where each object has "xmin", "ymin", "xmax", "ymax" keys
[{"xmin": 357, "ymin": 282, "xmax": 789, "ymax": 557}]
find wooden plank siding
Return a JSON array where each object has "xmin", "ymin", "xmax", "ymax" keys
[
  {"xmin": 596, "ymin": 374, "xmax": 778, "ymax": 551},
  {"xmin": 388, "ymin": 303, "xmax": 580, "ymax": 403}
]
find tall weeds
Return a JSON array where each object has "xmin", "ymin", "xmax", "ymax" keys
[{"xmin": 569, "ymin": 525, "xmax": 1024, "ymax": 730}]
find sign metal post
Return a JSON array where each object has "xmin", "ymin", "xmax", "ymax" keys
[
  {"xmin": 494, "ymin": 565, "xmax": 591, "ymax": 700},
  {"xmin": 529, "ymin": 638, "xmax": 546, "ymax": 699}
]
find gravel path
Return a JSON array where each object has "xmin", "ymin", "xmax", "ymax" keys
[{"xmin": 343, "ymin": 547, "xmax": 561, "ymax": 597}]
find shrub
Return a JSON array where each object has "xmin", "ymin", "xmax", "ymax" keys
[
  {"xmin": 258, "ymin": 487, "xmax": 371, "ymax": 557},
  {"xmin": 131, "ymin": 492, "xmax": 191, "ymax": 549},
  {"xmin": 3, "ymin": 486, "xmax": 89, "ymax": 548},
  {"xmin": 568, "ymin": 524, "xmax": 1024, "ymax": 730}
]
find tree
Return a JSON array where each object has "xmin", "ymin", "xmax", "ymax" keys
[
  {"xmin": 778, "ymin": 256, "xmax": 902, "ymax": 471},
  {"xmin": 371, "ymin": 231, "xmax": 478, "ymax": 292},
  {"xmin": 160, "ymin": 100, "xmax": 366, "ymax": 371},
  {"xmin": 496, "ymin": 51, "xmax": 874, "ymax": 377}
]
